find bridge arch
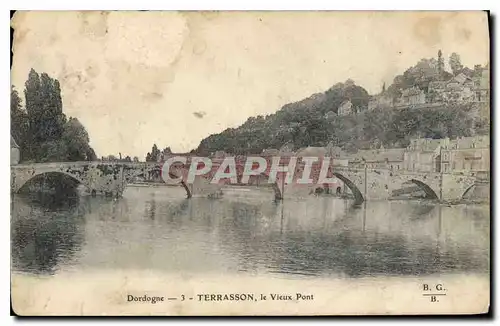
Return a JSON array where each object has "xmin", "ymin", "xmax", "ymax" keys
[
  {"xmin": 331, "ymin": 172, "xmax": 364, "ymax": 205},
  {"xmin": 461, "ymin": 184, "xmax": 476, "ymax": 199},
  {"xmin": 409, "ymin": 179, "xmax": 439, "ymax": 200},
  {"xmin": 14, "ymin": 171, "xmax": 85, "ymax": 194}
]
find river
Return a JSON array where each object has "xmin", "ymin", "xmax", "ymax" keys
[{"xmin": 10, "ymin": 186, "xmax": 490, "ymax": 315}]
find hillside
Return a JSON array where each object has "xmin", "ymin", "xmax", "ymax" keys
[
  {"xmin": 196, "ymin": 80, "xmax": 370, "ymax": 155},
  {"xmin": 196, "ymin": 100, "xmax": 486, "ymax": 156},
  {"xmin": 194, "ymin": 52, "xmax": 489, "ymax": 156}
]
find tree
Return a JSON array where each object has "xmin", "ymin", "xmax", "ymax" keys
[
  {"xmin": 146, "ymin": 144, "xmax": 160, "ymax": 162},
  {"xmin": 449, "ymin": 52, "xmax": 463, "ymax": 76},
  {"xmin": 133, "ymin": 156, "xmax": 139, "ymax": 163},
  {"xmin": 474, "ymin": 64, "xmax": 483, "ymax": 78},
  {"xmin": 15, "ymin": 69, "xmax": 97, "ymax": 163},
  {"xmin": 25, "ymin": 70, "xmax": 67, "ymax": 160},
  {"xmin": 11, "ymin": 86, "xmax": 29, "ymax": 161},
  {"xmin": 86, "ymin": 147, "xmax": 97, "ymax": 161},
  {"xmin": 437, "ymin": 50, "xmax": 445, "ymax": 78},
  {"xmin": 61, "ymin": 117, "xmax": 94, "ymax": 161},
  {"xmin": 39, "ymin": 140, "xmax": 68, "ymax": 162}
]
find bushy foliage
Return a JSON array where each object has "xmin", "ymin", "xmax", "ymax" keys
[
  {"xmin": 11, "ymin": 69, "xmax": 96, "ymax": 163},
  {"xmin": 196, "ymin": 97, "xmax": 482, "ymax": 155},
  {"xmin": 195, "ymin": 51, "xmax": 487, "ymax": 155}
]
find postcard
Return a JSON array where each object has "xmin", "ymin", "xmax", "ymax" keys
[{"xmin": 10, "ymin": 11, "xmax": 490, "ymax": 316}]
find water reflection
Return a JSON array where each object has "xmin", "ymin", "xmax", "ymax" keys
[
  {"xmin": 11, "ymin": 193, "xmax": 86, "ymax": 275},
  {"xmin": 11, "ymin": 187, "xmax": 490, "ymax": 279}
]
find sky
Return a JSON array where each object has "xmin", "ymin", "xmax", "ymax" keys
[{"xmin": 11, "ymin": 11, "xmax": 489, "ymax": 158}]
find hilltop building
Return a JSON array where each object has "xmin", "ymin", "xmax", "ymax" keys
[
  {"xmin": 474, "ymin": 65, "xmax": 490, "ymax": 103},
  {"xmin": 368, "ymin": 94, "xmax": 394, "ymax": 110},
  {"xmin": 399, "ymin": 86, "xmax": 426, "ymax": 106}
]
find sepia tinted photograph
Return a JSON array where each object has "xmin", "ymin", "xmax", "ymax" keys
[{"xmin": 10, "ymin": 10, "xmax": 490, "ymax": 316}]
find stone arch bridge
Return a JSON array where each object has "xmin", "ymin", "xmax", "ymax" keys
[{"xmin": 11, "ymin": 161, "xmax": 478, "ymax": 204}]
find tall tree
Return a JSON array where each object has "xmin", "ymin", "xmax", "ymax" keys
[
  {"xmin": 20, "ymin": 69, "xmax": 96, "ymax": 162},
  {"xmin": 449, "ymin": 52, "xmax": 463, "ymax": 76},
  {"xmin": 437, "ymin": 50, "xmax": 444, "ymax": 79},
  {"xmin": 24, "ymin": 69, "xmax": 67, "ymax": 160},
  {"xmin": 148, "ymin": 144, "xmax": 160, "ymax": 162},
  {"xmin": 11, "ymin": 86, "xmax": 29, "ymax": 160},
  {"xmin": 62, "ymin": 117, "xmax": 94, "ymax": 161}
]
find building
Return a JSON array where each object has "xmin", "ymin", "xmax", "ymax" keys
[
  {"xmin": 261, "ymin": 148, "xmax": 280, "ymax": 157},
  {"xmin": 278, "ymin": 142, "xmax": 295, "ymax": 157},
  {"xmin": 348, "ymin": 147, "xmax": 405, "ymax": 170},
  {"xmin": 11, "ymin": 136, "xmax": 20, "ymax": 165},
  {"xmin": 427, "ymin": 81, "xmax": 446, "ymax": 103},
  {"xmin": 296, "ymin": 146, "xmax": 328, "ymax": 158},
  {"xmin": 474, "ymin": 65, "xmax": 490, "ymax": 103},
  {"xmin": 368, "ymin": 94, "xmax": 394, "ymax": 110},
  {"xmin": 442, "ymin": 74, "xmax": 475, "ymax": 103},
  {"xmin": 157, "ymin": 147, "xmax": 173, "ymax": 162},
  {"xmin": 325, "ymin": 143, "xmax": 348, "ymax": 158},
  {"xmin": 324, "ymin": 110, "xmax": 337, "ymax": 120},
  {"xmin": 440, "ymin": 136, "xmax": 490, "ymax": 173},
  {"xmin": 296, "ymin": 146, "xmax": 349, "ymax": 167},
  {"xmin": 403, "ymin": 136, "xmax": 490, "ymax": 174},
  {"xmin": 403, "ymin": 138, "xmax": 443, "ymax": 172},
  {"xmin": 213, "ymin": 150, "xmax": 227, "ymax": 159},
  {"xmin": 399, "ymin": 86, "xmax": 426, "ymax": 106},
  {"xmin": 337, "ymin": 100, "xmax": 354, "ymax": 116}
]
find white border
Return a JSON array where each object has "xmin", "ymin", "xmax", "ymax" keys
[{"xmin": 2, "ymin": 1, "xmax": 498, "ymax": 325}]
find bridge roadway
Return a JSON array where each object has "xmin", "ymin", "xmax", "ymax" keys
[{"xmin": 11, "ymin": 160, "xmax": 479, "ymax": 204}]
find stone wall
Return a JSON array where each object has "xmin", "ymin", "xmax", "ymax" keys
[{"xmin": 12, "ymin": 162, "xmax": 479, "ymax": 203}]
